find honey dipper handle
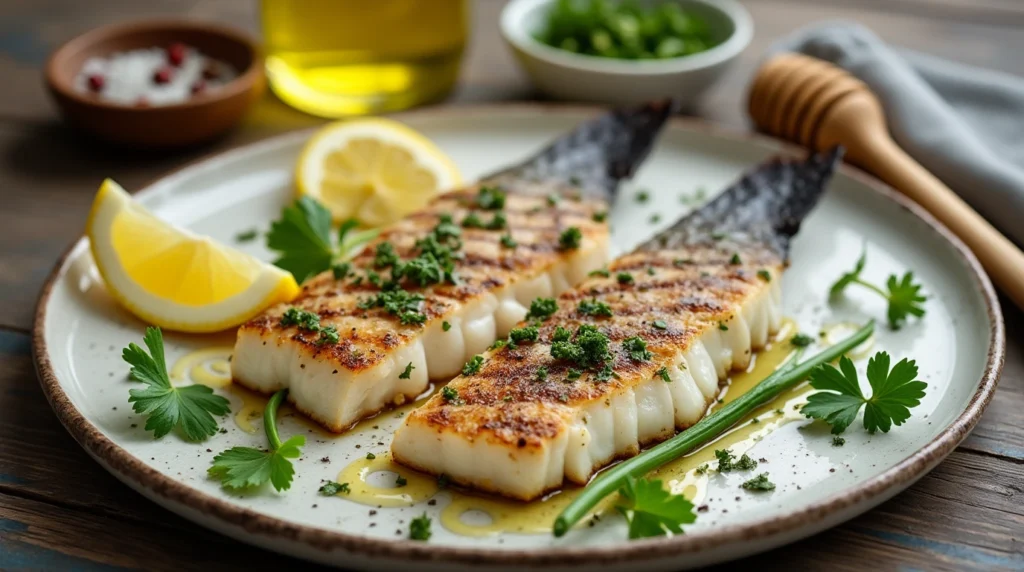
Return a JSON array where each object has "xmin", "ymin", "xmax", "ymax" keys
[{"xmin": 828, "ymin": 104, "xmax": 1024, "ymax": 309}]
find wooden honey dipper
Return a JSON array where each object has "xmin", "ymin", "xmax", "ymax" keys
[{"xmin": 749, "ymin": 52, "xmax": 1024, "ymax": 310}]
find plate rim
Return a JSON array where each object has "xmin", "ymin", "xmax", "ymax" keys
[{"xmin": 32, "ymin": 103, "xmax": 1006, "ymax": 567}]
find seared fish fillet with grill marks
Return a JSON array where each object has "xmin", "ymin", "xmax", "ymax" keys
[
  {"xmin": 231, "ymin": 102, "xmax": 673, "ymax": 432},
  {"xmin": 391, "ymin": 149, "xmax": 843, "ymax": 500}
]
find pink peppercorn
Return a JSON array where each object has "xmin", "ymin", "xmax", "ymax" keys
[
  {"xmin": 153, "ymin": 67, "xmax": 173, "ymax": 85},
  {"xmin": 167, "ymin": 42, "xmax": 187, "ymax": 67},
  {"xmin": 87, "ymin": 74, "xmax": 104, "ymax": 92}
]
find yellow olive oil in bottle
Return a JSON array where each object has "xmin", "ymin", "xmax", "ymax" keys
[{"xmin": 261, "ymin": 0, "xmax": 468, "ymax": 117}]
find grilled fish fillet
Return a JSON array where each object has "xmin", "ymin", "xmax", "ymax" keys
[
  {"xmin": 391, "ymin": 149, "xmax": 843, "ymax": 500},
  {"xmin": 231, "ymin": 102, "xmax": 673, "ymax": 432}
]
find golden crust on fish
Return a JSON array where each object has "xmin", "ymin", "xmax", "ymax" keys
[
  {"xmin": 391, "ymin": 242, "xmax": 785, "ymax": 499},
  {"xmin": 231, "ymin": 186, "xmax": 609, "ymax": 432}
]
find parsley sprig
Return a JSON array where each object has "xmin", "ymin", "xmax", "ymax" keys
[
  {"xmin": 266, "ymin": 197, "xmax": 379, "ymax": 283},
  {"xmin": 802, "ymin": 352, "xmax": 926, "ymax": 434},
  {"xmin": 208, "ymin": 389, "xmax": 305, "ymax": 492},
  {"xmin": 122, "ymin": 327, "xmax": 230, "ymax": 441},
  {"xmin": 615, "ymin": 477, "xmax": 696, "ymax": 539},
  {"xmin": 830, "ymin": 249, "xmax": 926, "ymax": 329}
]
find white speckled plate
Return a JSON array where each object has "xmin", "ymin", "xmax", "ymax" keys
[{"xmin": 34, "ymin": 106, "xmax": 1003, "ymax": 571}]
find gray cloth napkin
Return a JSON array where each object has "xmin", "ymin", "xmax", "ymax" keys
[{"xmin": 770, "ymin": 22, "xmax": 1024, "ymax": 245}]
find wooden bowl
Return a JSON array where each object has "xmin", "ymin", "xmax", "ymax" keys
[{"xmin": 45, "ymin": 19, "xmax": 265, "ymax": 148}]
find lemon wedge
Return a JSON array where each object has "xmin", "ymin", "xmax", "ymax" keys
[
  {"xmin": 295, "ymin": 118, "xmax": 461, "ymax": 227},
  {"xmin": 86, "ymin": 179, "xmax": 299, "ymax": 333}
]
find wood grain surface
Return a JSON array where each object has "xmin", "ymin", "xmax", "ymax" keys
[{"xmin": 0, "ymin": 1, "xmax": 1021, "ymax": 570}]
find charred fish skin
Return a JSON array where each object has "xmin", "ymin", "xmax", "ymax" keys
[
  {"xmin": 482, "ymin": 99, "xmax": 676, "ymax": 201},
  {"xmin": 231, "ymin": 102, "xmax": 674, "ymax": 433},
  {"xmin": 391, "ymin": 149, "xmax": 843, "ymax": 501}
]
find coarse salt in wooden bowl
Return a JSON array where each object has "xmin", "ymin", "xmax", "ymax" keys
[{"xmin": 45, "ymin": 19, "xmax": 265, "ymax": 148}]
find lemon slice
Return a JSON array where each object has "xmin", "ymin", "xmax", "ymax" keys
[
  {"xmin": 86, "ymin": 179, "xmax": 299, "ymax": 333},
  {"xmin": 296, "ymin": 118, "xmax": 462, "ymax": 227}
]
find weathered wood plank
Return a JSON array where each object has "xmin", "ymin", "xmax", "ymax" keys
[{"xmin": 0, "ymin": 491, "xmax": 329, "ymax": 571}]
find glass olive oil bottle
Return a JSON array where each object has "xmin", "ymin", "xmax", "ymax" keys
[{"xmin": 261, "ymin": 0, "xmax": 468, "ymax": 117}]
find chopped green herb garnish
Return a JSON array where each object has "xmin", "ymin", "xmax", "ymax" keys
[
  {"xmin": 741, "ymin": 473, "xmax": 775, "ymax": 491},
  {"xmin": 409, "ymin": 513, "xmax": 432, "ymax": 541},
  {"xmin": 714, "ymin": 449, "xmax": 757, "ymax": 472},
  {"xmin": 358, "ymin": 290, "xmax": 426, "ymax": 325},
  {"xmin": 547, "ymin": 194, "xmax": 561, "ymax": 207},
  {"xmin": 399, "ymin": 362, "xmax": 415, "ymax": 379},
  {"xmin": 442, "ymin": 321, "xmax": 451, "ymax": 332},
  {"xmin": 461, "ymin": 213, "xmax": 484, "ymax": 228},
  {"xmin": 500, "ymin": 233, "xmax": 518, "ymax": 248},
  {"xmin": 395, "ymin": 475, "xmax": 408, "ymax": 487},
  {"xmin": 477, "ymin": 185, "xmax": 506, "ymax": 210},
  {"xmin": 617, "ymin": 272, "xmax": 634, "ymax": 285},
  {"xmin": 441, "ymin": 385, "xmax": 464, "ymax": 405},
  {"xmin": 655, "ymin": 366, "xmax": 671, "ymax": 382},
  {"xmin": 566, "ymin": 368, "xmax": 582, "ymax": 381},
  {"xmin": 316, "ymin": 325, "xmax": 340, "ymax": 346},
  {"xmin": 490, "ymin": 339, "xmax": 507, "ymax": 351},
  {"xmin": 649, "ymin": 214, "xmax": 661, "ymax": 224},
  {"xmin": 281, "ymin": 307, "xmax": 321, "ymax": 331},
  {"xmin": 635, "ymin": 190, "xmax": 650, "ymax": 203},
  {"xmin": 536, "ymin": 366, "xmax": 549, "ymax": 381},
  {"xmin": 790, "ymin": 333, "xmax": 814, "ymax": 347},
  {"xmin": 235, "ymin": 228, "xmax": 259, "ymax": 243},
  {"xmin": 332, "ymin": 262, "xmax": 351, "ymax": 279},
  {"xmin": 832, "ymin": 436, "xmax": 846, "ymax": 447},
  {"xmin": 366, "ymin": 452, "xmax": 376, "ymax": 460},
  {"xmin": 718, "ymin": 322, "xmax": 729, "ymax": 331},
  {"xmin": 589, "ymin": 268, "xmax": 611, "ymax": 278},
  {"xmin": 595, "ymin": 363, "xmax": 617, "ymax": 381},
  {"xmin": 757, "ymin": 269, "xmax": 771, "ymax": 282},
  {"xmin": 462, "ymin": 355, "xmax": 485, "ymax": 376},
  {"xmin": 592, "ymin": 211, "xmax": 607, "ymax": 223},
  {"xmin": 486, "ymin": 212, "xmax": 507, "ymax": 230},
  {"xmin": 551, "ymin": 324, "xmax": 611, "ymax": 369},
  {"xmin": 526, "ymin": 297, "xmax": 559, "ymax": 321},
  {"xmin": 652, "ymin": 320, "xmax": 667, "ymax": 330},
  {"xmin": 729, "ymin": 253, "xmax": 741, "ymax": 265},
  {"xmin": 558, "ymin": 227, "xmax": 583, "ymax": 250},
  {"xmin": 373, "ymin": 241, "xmax": 400, "ymax": 268},
  {"xmin": 509, "ymin": 326, "xmax": 540, "ymax": 344},
  {"xmin": 622, "ymin": 336, "xmax": 652, "ymax": 361},
  {"xmin": 577, "ymin": 298, "xmax": 613, "ymax": 318},
  {"xmin": 319, "ymin": 481, "xmax": 350, "ymax": 495}
]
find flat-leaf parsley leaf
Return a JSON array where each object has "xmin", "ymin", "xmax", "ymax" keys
[
  {"xmin": 122, "ymin": 327, "xmax": 230, "ymax": 441},
  {"xmin": 266, "ymin": 197, "xmax": 379, "ymax": 283},
  {"xmin": 615, "ymin": 476, "xmax": 696, "ymax": 539},
  {"xmin": 829, "ymin": 249, "xmax": 926, "ymax": 329},
  {"xmin": 802, "ymin": 352, "xmax": 926, "ymax": 434},
  {"xmin": 208, "ymin": 389, "xmax": 304, "ymax": 491}
]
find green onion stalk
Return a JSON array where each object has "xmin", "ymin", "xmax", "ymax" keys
[{"xmin": 552, "ymin": 321, "xmax": 875, "ymax": 537}]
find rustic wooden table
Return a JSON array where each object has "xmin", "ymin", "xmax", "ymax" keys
[{"xmin": 1, "ymin": 1, "xmax": 1021, "ymax": 570}]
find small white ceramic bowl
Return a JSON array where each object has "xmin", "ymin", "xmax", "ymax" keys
[{"xmin": 501, "ymin": 0, "xmax": 752, "ymax": 106}]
